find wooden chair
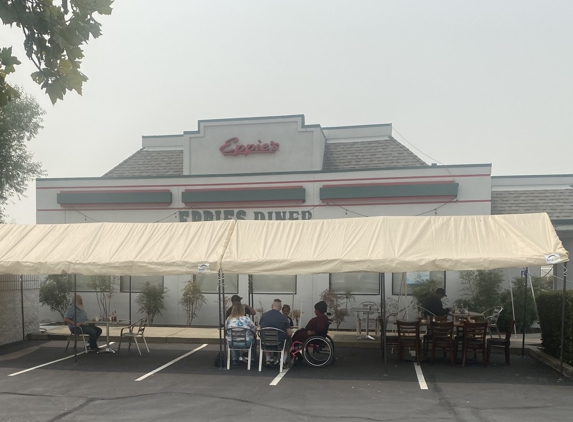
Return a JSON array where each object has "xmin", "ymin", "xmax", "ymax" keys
[
  {"xmin": 429, "ymin": 320, "xmax": 455, "ymax": 365},
  {"xmin": 456, "ymin": 321, "xmax": 488, "ymax": 367},
  {"xmin": 118, "ymin": 318, "xmax": 150, "ymax": 355},
  {"xmin": 487, "ymin": 319, "xmax": 515, "ymax": 365},
  {"xmin": 397, "ymin": 320, "xmax": 421, "ymax": 366},
  {"xmin": 422, "ymin": 315, "xmax": 447, "ymax": 356}
]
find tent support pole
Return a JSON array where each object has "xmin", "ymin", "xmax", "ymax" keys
[
  {"xmin": 217, "ymin": 271, "xmax": 226, "ymax": 369},
  {"xmin": 380, "ymin": 273, "xmax": 388, "ymax": 376},
  {"xmin": 522, "ymin": 267, "xmax": 528, "ymax": 357},
  {"xmin": 559, "ymin": 262, "xmax": 567, "ymax": 380},
  {"xmin": 73, "ymin": 274, "xmax": 77, "ymax": 365},
  {"xmin": 129, "ymin": 276, "xmax": 132, "ymax": 324},
  {"xmin": 20, "ymin": 275, "xmax": 25, "ymax": 342}
]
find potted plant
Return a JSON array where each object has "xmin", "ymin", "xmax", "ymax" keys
[
  {"xmin": 39, "ymin": 274, "xmax": 72, "ymax": 319},
  {"xmin": 135, "ymin": 281, "xmax": 168, "ymax": 325},
  {"xmin": 180, "ymin": 278, "xmax": 206, "ymax": 326}
]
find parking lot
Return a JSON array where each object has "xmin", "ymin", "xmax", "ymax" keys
[{"xmin": 0, "ymin": 340, "xmax": 572, "ymax": 422}]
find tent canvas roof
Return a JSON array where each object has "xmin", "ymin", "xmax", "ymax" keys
[
  {"xmin": 0, "ymin": 220, "xmax": 235, "ymax": 276},
  {"xmin": 0, "ymin": 213, "xmax": 567, "ymax": 276},
  {"xmin": 222, "ymin": 214, "xmax": 568, "ymax": 275}
]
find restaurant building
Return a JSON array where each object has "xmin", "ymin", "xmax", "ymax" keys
[{"xmin": 34, "ymin": 115, "xmax": 572, "ymax": 327}]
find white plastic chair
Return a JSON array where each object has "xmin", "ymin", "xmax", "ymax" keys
[
  {"xmin": 483, "ymin": 306, "xmax": 503, "ymax": 338},
  {"xmin": 118, "ymin": 318, "xmax": 150, "ymax": 355},
  {"xmin": 226, "ymin": 327, "xmax": 254, "ymax": 370},
  {"xmin": 258, "ymin": 327, "xmax": 288, "ymax": 372}
]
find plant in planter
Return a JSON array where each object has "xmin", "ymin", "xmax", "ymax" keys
[
  {"xmin": 320, "ymin": 289, "xmax": 355, "ymax": 329},
  {"xmin": 291, "ymin": 309, "xmax": 301, "ymax": 326},
  {"xmin": 39, "ymin": 274, "xmax": 72, "ymax": 319},
  {"xmin": 88, "ymin": 275, "xmax": 117, "ymax": 318},
  {"xmin": 180, "ymin": 279, "xmax": 206, "ymax": 326},
  {"xmin": 411, "ymin": 278, "xmax": 444, "ymax": 314},
  {"xmin": 458, "ymin": 270, "xmax": 503, "ymax": 312},
  {"xmin": 135, "ymin": 281, "xmax": 168, "ymax": 325}
]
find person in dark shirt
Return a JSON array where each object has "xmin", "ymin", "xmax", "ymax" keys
[
  {"xmin": 292, "ymin": 301, "xmax": 330, "ymax": 345},
  {"xmin": 423, "ymin": 288, "xmax": 450, "ymax": 318},
  {"xmin": 281, "ymin": 304, "xmax": 294, "ymax": 327},
  {"xmin": 260, "ymin": 299, "xmax": 293, "ymax": 367},
  {"xmin": 225, "ymin": 294, "xmax": 256, "ymax": 319}
]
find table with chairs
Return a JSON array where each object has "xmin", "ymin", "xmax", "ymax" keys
[{"xmin": 389, "ymin": 313, "xmax": 509, "ymax": 367}]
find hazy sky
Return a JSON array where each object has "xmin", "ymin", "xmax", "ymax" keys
[{"xmin": 2, "ymin": 0, "xmax": 572, "ymax": 224}]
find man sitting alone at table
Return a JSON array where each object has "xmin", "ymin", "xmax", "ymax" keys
[
  {"xmin": 423, "ymin": 288, "xmax": 451, "ymax": 318},
  {"xmin": 259, "ymin": 299, "xmax": 292, "ymax": 367},
  {"xmin": 63, "ymin": 295, "xmax": 102, "ymax": 352}
]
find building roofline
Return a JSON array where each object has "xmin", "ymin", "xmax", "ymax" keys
[
  {"xmin": 492, "ymin": 174, "xmax": 573, "ymax": 179},
  {"xmin": 37, "ymin": 163, "xmax": 492, "ymax": 183}
]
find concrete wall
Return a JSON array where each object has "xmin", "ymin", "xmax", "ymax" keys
[{"xmin": 0, "ymin": 278, "xmax": 40, "ymax": 346}]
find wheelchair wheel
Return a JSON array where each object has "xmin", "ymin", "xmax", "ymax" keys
[{"xmin": 302, "ymin": 336, "xmax": 334, "ymax": 367}]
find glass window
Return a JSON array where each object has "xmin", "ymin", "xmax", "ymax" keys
[
  {"xmin": 329, "ymin": 272, "xmax": 380, "ymax": 295},
  {"xmin": 120, "ymin": 276, "xmax": 164, "ymax": 293},
  {"xmin": 392, "ymin": 271, "xmax": 445, "ymax": 295},
  {"xmin": 252, "ymin": 275, "xmax": 297, "ymax": 294},
  {"xmin": 67, "ymin": 275, "xmax": 110, "ymax": 292},
  {"xmin": 195, "ymin": 273, "xmax": 238, "ymax": 294}
]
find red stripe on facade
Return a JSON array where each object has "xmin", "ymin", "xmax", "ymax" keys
[
  {"xmin": 37, "ymin": 199, "xmax": 491, "ymax": 212},
  {"xmin": 183, "ymin": 185, "xmax": 304, "ymax": 193},
  {"xmin": 37, "ymin": 173, "xmax": 491, "ymax": 190}
]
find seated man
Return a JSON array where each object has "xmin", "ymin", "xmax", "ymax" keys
[
  {"xmin": 63, "ymin": 295, "xmax": 102, "ymax": 352},
  {"xmin": 281, "ymin": 304, "xmax": 294, "ymax": 327},
  {"xmin": 423, "ymin": 288, "xmax": 450, "ymax": 318},
  {"xmin": 292, "ymin": 300, "xmax": 330, "ymax": 345},
  {"xmin": 259, "ymin": 299, "xmax": 293, "ymax": 367}
]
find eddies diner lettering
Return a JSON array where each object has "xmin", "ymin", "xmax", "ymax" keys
[
  {"xmin": 178, "ymin": 210, "xmax": 312, "ymax": 222},
  {"xmin": 219, "ymin": 137, "xmax": 280, "ymax": 156}
]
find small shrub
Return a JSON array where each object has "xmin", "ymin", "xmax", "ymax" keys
[
  {"xmin": 39, "ymin": 275, "xmax": 72, "ymax": 319},
  {"xmin": 537, "ymin": 291, "xmax": 573, "ymax": 365},
  {"xmin": 135, "ymin": 282, "xmax": 168, "ymax": 325},
  {"xmin": 180, "ymin": 279, "xmax": 206, "ymax": 326}
]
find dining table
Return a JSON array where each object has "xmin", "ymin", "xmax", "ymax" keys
[
  {"xmin": 350, "ymin": 306, "xmax": 379, "ymax": 340},
  {"xmin": 86, "ymin": 318, "xmax": 130, "ymax": 353}
]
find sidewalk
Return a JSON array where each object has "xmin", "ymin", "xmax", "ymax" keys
[{"xmin": 33, "ymin": 324, "xmax": 542, "ymax": 350}]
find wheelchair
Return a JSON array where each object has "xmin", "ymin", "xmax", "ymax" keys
[{"xmin": 290, "ymin": 334, "xmax": 335, "ymax": 368}]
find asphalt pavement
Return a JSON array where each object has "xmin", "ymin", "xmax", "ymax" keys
[{"xmin": 0, "ymin": 339, "xmax": 571, "ymax": 422}]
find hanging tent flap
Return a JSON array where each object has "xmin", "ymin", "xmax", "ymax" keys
[
  {"xmin": 222, "ymin": 213, "xmax": 568, "ymax": 275},
  {"xmin": 0, "ymin": 220, "xmax": 236, "ymax": 276}
]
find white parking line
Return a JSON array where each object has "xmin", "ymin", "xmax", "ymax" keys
[
  {"xmin": 269, "ymin": 368, "xmax": 290, "ymax": 386},
  {"xmin": 8, "ymin": 341, "xmax": 119, "ymax": 377},
  {"xmin": 409, "ymin": 351, "xmax": 427, "ymax": 390},
  {"xmin": 135, "ymin": 344, "xmax": 207, "ymax": 381}
]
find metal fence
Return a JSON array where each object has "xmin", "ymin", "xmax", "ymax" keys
[{"xmin": 0, "ymin": 275, "xmax": 41, "ymax": 291}]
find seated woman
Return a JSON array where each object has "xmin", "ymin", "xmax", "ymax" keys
[
  {"xmin": 225, "ymin": 302, "xmax": 257, "ymax": 366},
  {"xmin": 292, "ymin": 300, "xmax": 330, "ymax": 345}
]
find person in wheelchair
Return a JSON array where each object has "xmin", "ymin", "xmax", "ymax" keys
[{"xmin": 292, "ymin": 300, "xmax": 330, "ymax": 344}]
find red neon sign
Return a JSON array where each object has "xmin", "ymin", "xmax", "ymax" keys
[{"xmin": 219, "ymin": 137, "xmax": 280, "ymax": 156}]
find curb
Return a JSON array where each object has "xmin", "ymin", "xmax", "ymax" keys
[{"xmin": 527, "ymin": 346, "xmax": 573, "ymax": 380}]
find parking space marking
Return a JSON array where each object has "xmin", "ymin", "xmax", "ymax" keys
[
  {"xmin": 8, "ymin": 342, "xmax": 118, "ymax": 377},
  {"xmin": 269, "ymin": 368, "xmax": 290, "ymax": 386},
  {"xmin": 409, "ymin": 351, "xmax": 428, "ymax": 389},
  {"xmin": 135, "ymin": 344, "xmax": 207, "ymax": 381}
]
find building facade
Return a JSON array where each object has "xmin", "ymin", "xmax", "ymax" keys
[{"xmin": 34, "ymin": 115, "xmax": 570, "ymax": 328}]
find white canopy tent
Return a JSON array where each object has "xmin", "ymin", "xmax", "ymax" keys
[
  {"xmin": 0, "ymin": 213, "xmax": 566, "ymax": 276},
  {"xmin": 0, "ymin": 213, "xmax": 568, "ymax": 373}
]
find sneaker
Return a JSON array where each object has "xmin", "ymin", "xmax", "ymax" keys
[
  {"xmin": 232, "ymin": 360, "xmax": 239, "ymax": 366},
  {"xmin": 87, "ymin": 346, "xmax": 99, "ymax": 353},
  {"xmin": 265, "ymin": 361, "xmax": 273, "ymax": 368}
]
